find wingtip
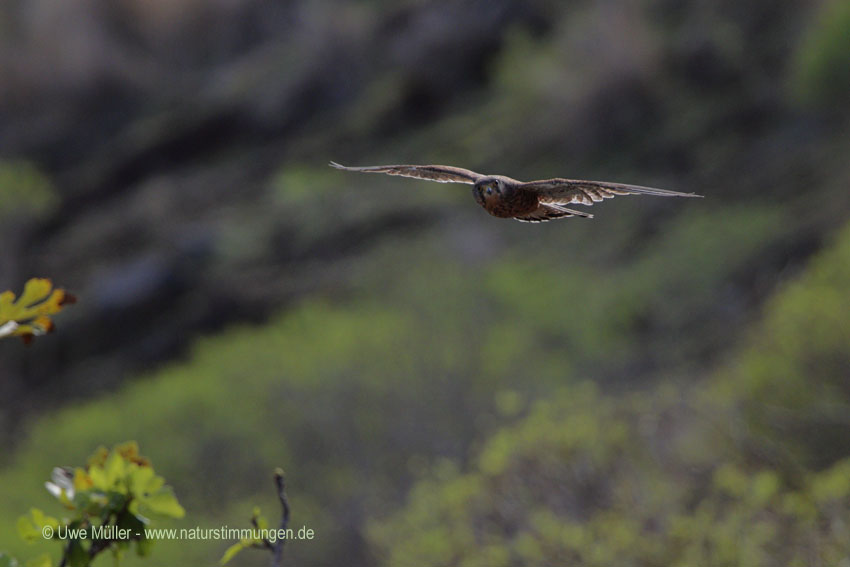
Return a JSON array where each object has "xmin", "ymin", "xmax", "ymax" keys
[
  {"xmin": 657, "ymin": 190, "xmax": 704, "ymax": 198},
  {"xmin": 329, "ymin": 161, "xmax": 344, "ymax": 169}
]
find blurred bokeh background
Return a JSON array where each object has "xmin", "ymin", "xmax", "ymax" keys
[{"xmin": 1, "ymin": 0, "xmax": 849, "ymax": 565}]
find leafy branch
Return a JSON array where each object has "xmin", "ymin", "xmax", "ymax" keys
[
  {"xmin": 0, "ymin": 278, "xmax": 75, "ymax": 343},
  {"xmin": 14, "ymin": 442, "xmax": 184, "ymax": 567}
]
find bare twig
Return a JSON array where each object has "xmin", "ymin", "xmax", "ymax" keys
[{"xmin": 271, "ymin": 468, "xmax": 290, "ymax": 567}]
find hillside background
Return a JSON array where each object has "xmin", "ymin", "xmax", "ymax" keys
[{"xmin": 1, "ymin": 0, "xmax": 849, "ymax": 565}]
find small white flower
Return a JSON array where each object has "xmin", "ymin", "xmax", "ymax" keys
[
  {"xmin": 0, "ymin": 321, "xmax": 18, "ymax": 338},
  {"xmin": 45, "ymin": 467, "xmax": 75, "ymax": 500}
]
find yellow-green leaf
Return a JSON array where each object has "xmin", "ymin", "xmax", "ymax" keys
[
  {"xmin": 72, "ymin": 469, "xmax": 93, "ymax": 493},
  {"xmin": 139, "ymin": 488, "xmax": 185, "ymax": 519},
  {"xmin": 17, "ymin": 509, "xmax": 58, "ymax": 542},
  {"xmin": 220, "ymin": 542, "xmax": 246, "ymax": 565},
  {"xmin": 16, "ymin": 517, "xmax": 40, "ymax": 543},
  {"xmin": 0, "ymin": 278, "xmax": 75, "ymax": 343},
  {"xmin": 103, "ymin": 452, "xmax": 126, "ymax": 488},
  {"xmin": 114, "ymin": 441, "xmax": 150, "ymax": 467},
  {"xmin": 87, "ymin": 465, "xmax": 108, "ymax": 490}
]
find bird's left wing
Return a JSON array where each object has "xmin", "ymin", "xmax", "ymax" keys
[
  {"xmin": 330, "ymin": 162, "xmax": 483, "ymax": 184},
  {"xmin": 521, "ymin": 178, "xmax": 702, "ymax": 206}
]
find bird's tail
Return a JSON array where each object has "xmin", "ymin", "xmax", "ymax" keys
[{"xmin": 546, "ymin": 203, "xmax": 594, "ymax": 218}]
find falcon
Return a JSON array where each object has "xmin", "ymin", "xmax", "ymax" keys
[{"xmin": 330, "ymin": 162, "xmax": 701, "ymax": 222}]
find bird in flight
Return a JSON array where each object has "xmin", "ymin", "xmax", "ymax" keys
[{"xmin": 330, "ymin": 162, "xmax": 701, "ymax": 222}]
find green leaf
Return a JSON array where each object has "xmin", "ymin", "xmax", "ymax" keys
[
  {"xmin": 127, "ymin": 466, "xmax": 153, "ymax": 494},
  {"xmin": 87, "ymin": 466, "xmax": 107, "ymax": 491},
  {"xmin": 134, "ymin": 536, "xmax": 154, "ymax": 558},
  {"xmin": 18, "ymin": 509, "xmax": 58, "ymax": 542},
  {"xmin": 31, "ymin": 509, "xmax": 55, "ymax": 528},
  {"xmin": 17, "ymin": 516, "xmax": 40, "ymax": 543},
  {"xmin": 219, "ymin": 542, "xmax": 246, "ymax": 565},
  {"xmin": 138, "ymin": 487, "xmax": 185, "ymax": 519},
  {"xmin": 74, "ymin": 491, "xmax": 108, "ymax": 516},
  {"xmin": 103, "ymin": 452, "xmax": 125, "ymax": 489},
  {"xmin": 251, "ymin": 507, "xmax": 269, "ymax": 531},
  {"xmin": 71, "ymin": 469, "xmax": 93, "ymax": 493},
  {"xmin": 65, "ymin": 540, "xmax": 88, "ymax": 567},
  {"xmin": 127, "ymin": 466, "xmax": 164, "ymax": 498},
  {"xmin": 115, "ymin": 509, "xmax": 147, "ymax": 538},
  {"xmin": 106, "ymin": 491, "xmax": 128, "ymax": 513}
]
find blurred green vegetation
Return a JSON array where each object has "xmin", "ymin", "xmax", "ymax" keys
[
  {"xmin": 0, "ymin": 161, "xmax": 56, "ymax": 219},
  {"xmin": 0, "ymin": 256, "xmax": 581, "ymax": 566},
  {"xmin": 2, "ymin": 216, "xmax": 849, "ymax": 565},
  {"xmin": 370, "ymin": 382, "xmax": 850, "ymax": 566},
  {"xmin": 790, "ymin": 0, "xmax": 850, "ymax": 110},
  {"xmin": 369, "ymin": 220, "xmax": 850, "ymax": 567},
  {"xmin": 708, "ymin": 219, "xmax": 850, "ymax": 472}
]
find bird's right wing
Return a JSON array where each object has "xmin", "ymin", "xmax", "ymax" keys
[{"xmin": 330, "ymin": 162, "xmax": 483, "ymax": 184}]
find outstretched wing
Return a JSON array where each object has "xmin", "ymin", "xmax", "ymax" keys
[
  {"xmin": 514, "ymin": 203, "xmax": 594, "ymax": 223},
  {"xmin": 330, "ymin": 162, "xmax": 484, "ymax": 184},
  {"xmin": 520, "ymin": 178, "xmax": 702, "ymax": 206}
]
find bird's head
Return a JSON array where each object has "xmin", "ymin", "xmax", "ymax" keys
[{"xmin": 473, "ymin": 177, "xmax": 510, "ymax": 205}]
